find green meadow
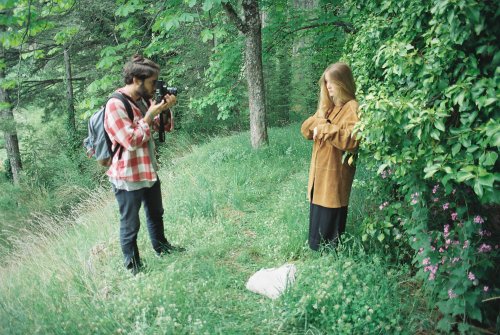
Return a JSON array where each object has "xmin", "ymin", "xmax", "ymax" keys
[{"xmin": 0, "ymin": 125, "xmax": 434, "ymax": 334}]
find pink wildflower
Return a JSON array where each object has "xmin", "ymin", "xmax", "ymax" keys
[
  {"xmin": 463, "ymin": 240, "xmax": 469, "ymax": 249},
  {"xmin": 448, "ymin": 289, "xmax": 457, "ymax": 299},
  {"xmin": 451, "ymin": 257, "xmax": 460, "ymax": 263},
  {"xmin": 443, "ymin": 224, "xmax": 450, "ymax": 238},
  {"xmin": 442, "ymin": 203, "xmax": 449, "ymax": 210},
  {"xmin": 483, "ymin": 286, "xmax": 489, "ymax": 292},
  {"xmin": 479, "ymin": 230, "xmax": 491, "ymax": 237},
  {"xmin": 432, "ymin": 184, "xmax": 439, "ymax": 194},
  {"xmin": 468, "ymin": 272, "xmax": 475, "ymax": 281},
  {"xmin": 433, "ymin": 197, "xmax": 439, "ymax": 202},
  {"xmin": 451, "ymin": 212, "xmax": 458, "ymax": 221},
  {"xmin": 410, "ymin": 192, "xmax": 419, "ymax": 205},
  {"xmin": 423, "ymin": 258, "xmax": 430, "ymax": 265},
  {"xmin": 474, "ymin": 215, "xmax": 484, "ymax": 224},
  {"xmin": 478, "ymin": 244, "xmax": 492, "ymax": 253},
  {"xmin": 439, "ymin": 247, "xmax": 444, "ymax": 253}
]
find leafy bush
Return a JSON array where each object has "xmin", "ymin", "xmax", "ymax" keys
[
  {"xmin": 280, "ymin": 243, "xmax": 426, "ymax": 334},
  {"xmin": 344, "ymin": 0, "xmax": 499, "ymax": 331}
]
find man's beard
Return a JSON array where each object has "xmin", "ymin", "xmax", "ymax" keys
[{"xmin": 137, "ymin": 83, "xmax": 152, "ymax": 100}]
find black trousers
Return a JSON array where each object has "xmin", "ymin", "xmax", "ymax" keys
[
  {"xmin": 113, "ymin": 180, "xmax": 171, "ymax": 269},
  {"xmin": 308, "ymin": 202, "xmax": 348, "ymax": 251}
]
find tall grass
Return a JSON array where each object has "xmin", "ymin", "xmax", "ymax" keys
[{"xmin": 0, "ymin": 124, "xmax": 433, "ymax": 334}]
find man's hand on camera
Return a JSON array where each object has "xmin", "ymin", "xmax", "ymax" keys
[
  {"xmin": 144, "ymin": 95, "xmax": 176, "ymax": 125},
  {"xmin": 161, "ymin": 94, "xmax": 176, "ymax": 110}
]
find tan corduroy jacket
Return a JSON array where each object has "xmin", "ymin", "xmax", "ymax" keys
[{"xmin": 301, "ymin": 99, "xmax": 360, "ymax": 208}]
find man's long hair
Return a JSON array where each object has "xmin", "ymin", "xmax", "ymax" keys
[{"xmin": 123, "ymin": 55, "xmax": 160, "ymax": 84}]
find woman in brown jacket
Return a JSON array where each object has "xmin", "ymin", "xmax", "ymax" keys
[{"xmin": 301, "ymin": 62, "xmax": 360, "ymax": 251}]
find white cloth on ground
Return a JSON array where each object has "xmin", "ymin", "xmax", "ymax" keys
[{"xmin": 245, "ymin": 263, "xmax": 297, "ymax": 299}]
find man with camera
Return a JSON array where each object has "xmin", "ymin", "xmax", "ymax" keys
[{"xmin": 104, "ymin": 55, "xmax": 184, "ymax": 275}]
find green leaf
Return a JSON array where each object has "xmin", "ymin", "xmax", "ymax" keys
[
  {"xmin": 437, "ymin": 314, "xmax": 453, "ymax": 332},
  {"xmin": 451, "ymin": 143, "xmax": 461, "ymax": 156},
  {"xmin": 456, "ymin": 171, "xmax": 474, "ymax": 182},
  {"xmin": 455, "ymin": 91, "xmax": 465, "ymax": 106},
  {"xmin": 202, "ymin": 0, "xmax": 213, "ymax": 11},
  {"xmin": 478, "ymin": 174, "xmax": 495, "ymax": 187},
  {"xmin": 473, "ymin": 180, "xmax": 484, "ymax": 198},
  {"xmin": 434, "ymin": 119, "xmax": 445, "ymax": 132},
  {"xmin": 424, "ymin": 164, "xmax": 439, "ymax": 179},
  {"xmin": 484, "ymin": 97, "xmax": 497, "ymax": 107},
  {"xmin": 430, "ymin": 129, "xmax": 440, "ymax": 140},
  {"xmin": 467, "ymin": 307, "xmax": 482, "ymax": 322},
  {"xmin": 377, "ymin": 233, "xmax": 385, "ymax": 242},
  {"xmin": 416, "ymin": 128, "xmax": 422, "ymax": 140},
  {"xmin": 377, "ymin": 163, "xmax": 389, "ymax": 175},
  {"xmin": 482, "ymin": 151, "xmax": 498, "ymax": 166},
  {"xmin": 200, "ymin": 29, "xmax": 214, "ymax": 43}
]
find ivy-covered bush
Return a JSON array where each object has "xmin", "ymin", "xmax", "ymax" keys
[{"xmin": 343, "ymin": 0, "xmax": 499, "ymax": 331}]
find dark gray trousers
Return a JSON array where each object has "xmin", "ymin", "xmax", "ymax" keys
[{"xmin": 113, "ymin": 180, "xmax": 170, "ymax": 269}]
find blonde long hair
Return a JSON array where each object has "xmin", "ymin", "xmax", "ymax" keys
[{"xmin": 317, "ymin": 62, "xmax": 356, "ymax": 115}]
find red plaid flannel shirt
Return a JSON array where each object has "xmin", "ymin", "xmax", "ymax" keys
[{"xmin": 104, "ymin": 90, "xmax": 173, "ymax": 182}]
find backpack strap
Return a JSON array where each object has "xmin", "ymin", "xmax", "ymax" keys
[
  {"xmin": 110, "ymin": 92, "xmax": 134, "ymax": 120},
  {"xmin": 104, "ymin": 92, "xmax": 135, "ymax": 161}
]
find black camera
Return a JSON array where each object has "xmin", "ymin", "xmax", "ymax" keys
[
  {"xmin": 155, "ymin": 80, "xmax": 178, "ymax": 103},
  {"xmin": 155, "ymin": 80, "xmax": 178, "ymax": 143}
]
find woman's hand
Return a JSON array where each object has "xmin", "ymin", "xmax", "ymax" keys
[{"xmin": 313, "ymin": 127, "xmax": 318, "ymax": 140}]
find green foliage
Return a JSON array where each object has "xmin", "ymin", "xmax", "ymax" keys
[
  {"xmin": 1, "ymin": 0, "xmax": 498, "ymax": 331},
  {"xmin": 0, "ymin": 111, "xmax": 98, "ymax": 252},
  {"xmin": 281, "ymin": 249, "xmax": 418, "ymax": 334},
  {"xmin": 344, "ymin": 0, "xmax": 500, "ymax": 329}
]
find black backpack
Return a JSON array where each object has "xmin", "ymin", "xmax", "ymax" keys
[{"xmin": 83, "ymin": 93, "xmax": 133, "ymax": 166}]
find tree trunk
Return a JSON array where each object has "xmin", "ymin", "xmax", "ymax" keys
[
  {"xmin": 243, "ymin": 0, "xmax": 268, "ymax": 148},
  {"xmin": 223, "ymin": 0, "xmax": 268, "ymax": 148},
  {"xmin": 0, "ymin": 49, "xmax": 22, "ymax": 185},
  {"xmin": 64, "ymin": 48, "xmax": 76, "ymax": 134}
]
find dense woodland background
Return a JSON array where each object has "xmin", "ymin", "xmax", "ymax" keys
[{"xmin": 0, "ymin": 0, "xmax": 499, "ymax": 333}]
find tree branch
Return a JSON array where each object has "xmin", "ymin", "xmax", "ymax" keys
[
  {"xmin": 288, "ymin": 21, "xmax": 355, "ymax": 35},
  {"xmin": 22, "ymin": 78, "xmax": 86, "ymax": 84},
  {"xmin": 222, "ymin": 2, "xmax": 248, "ymax": 34},
  {"xmin": 20, "ymin": 0, "xmax": 33, "ymax": 45},
  {"xmin": 265, "ymin": 20, "xmax": 356, "ymax": 53}
]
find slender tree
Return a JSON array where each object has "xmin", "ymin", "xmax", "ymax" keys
[
  {"xmin": 0, "ymin": 28, "xmax": 23, "ymax": 184},
  {"xmin": 223, "ymin": 0, "xmax": 268, "ymax": 148},
  {"xmin": 63, "ymin": 47, "xmax": 76, "ymax": 135}
]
